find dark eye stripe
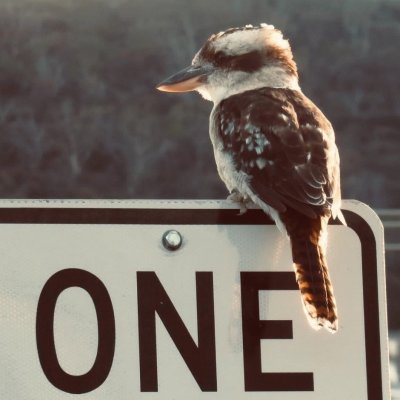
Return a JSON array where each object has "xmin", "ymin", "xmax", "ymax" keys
[
  {"xmin": 200, "ymin": 47, "xmax": 264, "ymax": 72},
  {"xmin": 229, "ymin": 50, "xmax": 264, "ymax": 72}
]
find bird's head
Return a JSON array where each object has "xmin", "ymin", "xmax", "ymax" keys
[{"xmin": 157, "ymin": 24, "xmax": 299, "ymax": 104}]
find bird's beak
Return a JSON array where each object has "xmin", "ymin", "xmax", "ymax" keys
[{"xmin": 156, "ymin": 65, "xmax": 213, "ymax": 93}]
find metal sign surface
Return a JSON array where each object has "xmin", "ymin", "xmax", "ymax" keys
[{"xmin": 0, "ymin": 200, "xmax": 390, "ymax": 399}]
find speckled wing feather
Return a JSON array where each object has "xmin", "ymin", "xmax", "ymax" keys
[
  {"xmin": 214, "ymin": 87, "xmax": 339, "ymax": 219},
  {"xmin": 214, "ymin": 87, "xmax": 340, "ymax": 332}
]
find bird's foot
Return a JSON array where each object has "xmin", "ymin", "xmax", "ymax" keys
[
  {"xmin": 227, "ymin": 190, "xmax": 250, "ymax": 215},
  {"xmin": 227, "ymin": 190, "xmax": 243, "ymax": 203}
]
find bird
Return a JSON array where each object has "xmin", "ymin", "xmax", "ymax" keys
[{"xmin": 156, "ymin": 23, "xmax": 345, "ymax": 333}]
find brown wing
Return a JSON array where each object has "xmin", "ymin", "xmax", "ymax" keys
[{"xmin": 215, "ymin": 87, "xmax": 339, "ymax": 219}]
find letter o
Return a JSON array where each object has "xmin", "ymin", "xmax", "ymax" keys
[{"xmin": 36, "ymin": 268, "xmax": 115, "ymax": 394}]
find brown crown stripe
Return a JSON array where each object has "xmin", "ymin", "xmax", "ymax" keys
[{"xmin": 198, "ymin": 29, "xmax": 297, "ymax": 76}]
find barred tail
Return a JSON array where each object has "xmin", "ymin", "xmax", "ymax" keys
[{"xmin": 281, "ymin": 209, "xmax": 338, "ymax": 333}]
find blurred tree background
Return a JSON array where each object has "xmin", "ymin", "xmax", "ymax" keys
[{"xmin": 0, "ymin": 0, "xmax": 399, "ymax": 325}]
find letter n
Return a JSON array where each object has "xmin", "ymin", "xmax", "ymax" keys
[{"xmin": 137, "ymin": 272, "xmax": 217, "ymax": 392}]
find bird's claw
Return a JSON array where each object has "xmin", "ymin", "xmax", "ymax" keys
[
  {"xmin": 227, "ymin": 190, "xmax": 242, "ymax": 203},
  {"xmin": 227, "ymin": 191, "xmax": 249, "ymax": 215}
]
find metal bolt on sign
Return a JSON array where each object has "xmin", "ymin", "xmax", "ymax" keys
[{"xmin": 162, "ymin": 230, "xmax": 183, "ymax": 251}]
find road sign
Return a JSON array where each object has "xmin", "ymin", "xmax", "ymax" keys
[{"xmin": 0, "ymin": 199, "xmax": 390, "ymax": 399}]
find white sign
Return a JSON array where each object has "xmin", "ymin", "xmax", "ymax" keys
[{"xmin": 0, "ymin": 200, "xmax": 390, "ymax": 399}]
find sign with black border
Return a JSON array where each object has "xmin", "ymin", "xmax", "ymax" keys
[{"xmin": 0, "ymin": 200, "xmax": 390, "ymax": 399}]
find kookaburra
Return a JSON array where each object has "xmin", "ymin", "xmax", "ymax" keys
[{"xmin": 157, "ymin": 24, "xmax": 345, "ymax": 333}]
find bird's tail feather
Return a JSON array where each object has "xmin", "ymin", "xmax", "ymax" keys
[{"xmin": 282, "ymin": 210, "xmax": 338, "ymax": 333}]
